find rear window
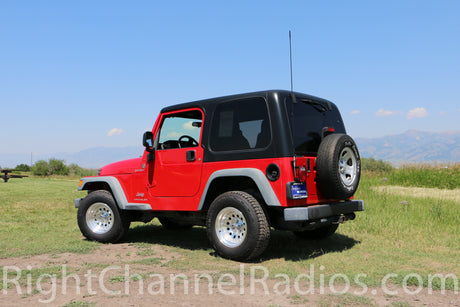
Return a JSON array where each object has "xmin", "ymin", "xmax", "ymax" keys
[{"xmin": 285, "ymin": 96, "xmax": 345, "ymax": 156}]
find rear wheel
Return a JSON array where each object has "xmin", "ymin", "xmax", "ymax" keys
[
  {"xmin": 206, "ymin": 191, "xmax": 270, "ymax": 261},
  {"xmin": 77, "ymin": 190, "xmax": 130, "ymax": 243}
]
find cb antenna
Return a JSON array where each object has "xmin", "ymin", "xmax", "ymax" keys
[
  {"xmin": 289, "ymin": 30, "xmax": 294, "ymax": 92},
  {"xmin": 288, "ymin": 30, "xmax": 298, "ymax": 172}
]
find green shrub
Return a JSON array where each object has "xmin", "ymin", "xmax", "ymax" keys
[
  {"xmin": 32, "ymin": 160, "xmax": 50, "ymax": 176},
  {"xmin": 32, "ymin": 158, "xmax": 69, "ymax": 176},
  {"xmin": 15, "ymin": 164, "xmax": 31, "ymax": 172},
  {"xmin": 48, "ymin": 158, "xmax": 69, "ymax": 175},
  {"xmin": 68, "ymin": 164, "xmax": 97, "ymax": 177},
  {"xmin": 361, "ymin": 157, "xmax": 393, "ymax": 173}
]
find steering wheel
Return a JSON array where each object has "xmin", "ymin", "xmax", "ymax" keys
[{"xmin": 178, "ymin": 135, "xmax": 198, "ymax": 147}]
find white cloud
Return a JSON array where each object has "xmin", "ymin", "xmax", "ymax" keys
[
  {"xmin": 107, "ymin": 128, "xmax": 124, "ymax": 137},
  {"xmin": 374, "ymin": 108, "xmax": 402, "ymax": 117},
  {"xmin": 350, "ymin": 110, "xmax": 360, "ymax": 115},
  {"xmin": 406, "ymin": 107, "xmax": 428, "ymax": 119},
  {"xmin": 182, "ymin": 120, "xmax": 197, "ymax": 131},
  {"xmin": 167, "ymin": 131, "xmax": 182, "ymax": 138}
]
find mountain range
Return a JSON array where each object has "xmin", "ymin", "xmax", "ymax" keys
[
  {"xmin": 1, "ymin": 130, "xmax": 459, "ymax": 169},
  {"xmin": 355, "ymin": 130, "xmax": 460, "ymax": 163}
]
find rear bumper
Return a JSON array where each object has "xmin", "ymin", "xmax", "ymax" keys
[{"xmin": 283, "ymin": 200, "xmax": 364, "ymax": 221}]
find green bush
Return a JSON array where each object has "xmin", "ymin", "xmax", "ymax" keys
[
  {"xmin": 361, "ymin": 157, "xmax": 393, "ymax": 173},
  {"xmin": 32, "ymin": 158, "xmax": 69, "ymax": 176},
  {"xmin": 15, "ymin": 163, "xmax": 31, "ymax": 172},
  {"xmin": 68, "ymin": 164, "xmax": 97, "ymax": 177},
  {"xmin": 48, "ymin": 158, "xmax": 69, "ymax": 175},
  {"xmin": 32, "ymin": 160, "xmax": 50, "ymax": 176}
]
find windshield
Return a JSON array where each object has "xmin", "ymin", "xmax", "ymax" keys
[{"xmin": 285, "ymin": 96, "xmax": 346, "ymax": 156}]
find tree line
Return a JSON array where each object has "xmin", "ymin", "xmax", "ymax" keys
[{"xmin": 4, "ymin": 159, "xmax": 97, "ymax": 177}]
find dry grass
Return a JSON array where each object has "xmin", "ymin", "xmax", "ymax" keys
[{"xmin": 372, "ymin": 185, "xmax": 460, "ymax": 202}]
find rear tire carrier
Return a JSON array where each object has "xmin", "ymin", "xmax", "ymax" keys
[{"xmin": 316, "ymin": 133, "xmax": 361, "ymax": 199}]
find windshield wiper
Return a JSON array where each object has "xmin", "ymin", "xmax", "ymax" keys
[{"xmin": 298, "ymin": 98, "xmax": 332, "ymax": 112}]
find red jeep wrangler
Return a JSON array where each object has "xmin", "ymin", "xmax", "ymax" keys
[{"xmin": 75, "ymin": 90, "xmax": 364, "ymax": 261}]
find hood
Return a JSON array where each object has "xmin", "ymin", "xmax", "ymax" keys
[{"xmin": 99, "ymin": 157, "xmax": 143, "ymax": 176}]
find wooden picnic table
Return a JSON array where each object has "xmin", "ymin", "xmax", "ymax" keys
[{"xmin": 1, "ymin": 169, "xmax": 28, "ymax": 182}]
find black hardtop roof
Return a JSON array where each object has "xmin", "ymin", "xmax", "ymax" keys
[{"xmin": 160, "ymin": 89, "xmax": 336, "ymax": 113}]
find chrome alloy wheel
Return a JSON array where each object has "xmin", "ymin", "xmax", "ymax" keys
[
  {"xmin": 85, "ymin": 202, "xmax": 114, "ymax": 234},
  {"xmin": 215, "ymin": 207, "xmax": 247, "ymax": 248},
  {"xmin": 338, "ymin": 147, "xmax": 358, "ymax": 187}
]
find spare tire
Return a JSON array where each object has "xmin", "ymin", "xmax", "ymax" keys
[{"xmin": 316, "ymin": 133, "xmax": 361, "ymax": 199}]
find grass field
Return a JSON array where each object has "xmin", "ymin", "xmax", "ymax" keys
[{"xmin": 0, "ymin": 165, "xmax": 459, "ymax": 295}]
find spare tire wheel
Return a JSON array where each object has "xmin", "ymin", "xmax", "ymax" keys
[{"xmin": 316, "ymin": 133, "xmax": 361, "ymax": 199}]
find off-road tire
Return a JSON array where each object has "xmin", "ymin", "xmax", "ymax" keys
[
  {"xmin": 206, "ymin": 191, "xmax": 270, "ymax": 261},
  {"xmin": 294, "ymin": 224, "xmax": 339, "ymax": 240},
  {"xmin": 77, "ymin": 190, "xmax": 130, "ymax": 243},
  {"xmin": 316, "ymin": 134, "xmax": 361, "ymax": 199}
]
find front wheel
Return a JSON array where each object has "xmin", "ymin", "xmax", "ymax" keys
[
  {"xmin": 206, "ymin": 191, "xmax": 270, "ymax": 261},
  {"xmin": 77, "ymin": 190, "xmax": 130, "ymax": 243}
]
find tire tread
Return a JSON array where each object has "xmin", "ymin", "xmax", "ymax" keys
[
  {"xmin": 316, "ymin": 134, "xmax": 360, "ymax": 199},
  {"xmin": 206, "ymin": 191, "xmax": 270, "ymax": 261},
  {"xmin": 77, "ymin": 190, "xmax": 130, "ymax": 243}
]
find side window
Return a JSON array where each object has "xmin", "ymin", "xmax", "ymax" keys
[
  {"xmin": 157, "ymin": 110, "xmax": 202, "ymax": 150},
  {"xmin": 210, "ymin": 97, "xmax": 270, "ymax": 151}
]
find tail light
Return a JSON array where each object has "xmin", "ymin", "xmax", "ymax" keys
[
  {"xmin": 293, "ymin": 157, "xmax": 309, "ymax": 182},
  {"xmin": 322, "ymin": 126, "xmax": 335, "ymax": 138},
  {"xmin": 296, "ymin": 166, "xmax": 307, "ymax": 182},
  {"xmin": 289, "ymin": 157, "xmax": 309, "ymax": 200}
]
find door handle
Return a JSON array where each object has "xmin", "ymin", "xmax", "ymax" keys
[{"xmin": 186, "ymin": 150, "xmax": 196, "ymax": 162}]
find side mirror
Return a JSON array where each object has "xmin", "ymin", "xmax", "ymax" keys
[
  {"xmin": 143, "ymin": 131, "xmax": 153, "ymax": 149},
  {"xmin": 142, "ymin": 131, "xmax": 155, "ymax": 161}
]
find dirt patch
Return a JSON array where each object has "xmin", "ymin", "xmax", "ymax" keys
[
  {"xmin": 1, "ymin": 244, "xmax": 458, "ymax": 306},
  {"xmin": 373, "ymin": 186, "xmax": 460, "ymax": 202}
]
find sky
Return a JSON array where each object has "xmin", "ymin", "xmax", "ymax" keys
[{"xmin": 1, "ymin": 0, "xmax": 459, "ymax": 157}]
